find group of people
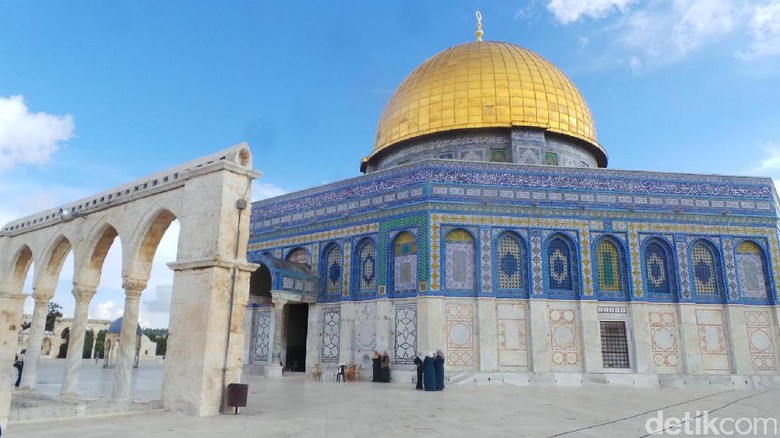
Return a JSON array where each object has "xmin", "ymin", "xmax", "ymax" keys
[
  {"xmin": 371, "ymin": 351, "xmax": 391, "ymax": 382},
  {"xmin": 414, "ymin": 350, "xmax": 445, "ymax": 391}
]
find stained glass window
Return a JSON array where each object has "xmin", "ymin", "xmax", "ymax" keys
[
  {"xmin": 736, "ymin": 241, "xmax": 768, "ymax": 299},
  {"xmin": 596, "ymin": 239, "xmax": 622, "ymax": 292},
  {"xmin": 357, "ymin": 240, "xmax": 376, "ymax": 292},
  {"xmin": 544, "ymin": 152, "xmax": 558, "ymax": 166},
  {"xmin": 324, "ymin": 245, "xmax": 342, "ymax": 294},
  {"xmin": 643, "ymin": 241, "xmax": 672, "ymax": 293},
  {"xmin": 547, "ymin": 237, "xmax": 574, "ymax": 291},
  {"xmin": 445, "ymin": 229, "xmax": 475, "ymax": 291},
  {"xmin": 497, "ymin": 233, "xmax": 526, "ymax": 291},
  {"xmin": 393, "ymin": 232, "xmax": 417, "ymax": 292},
  {"xmin": 691, "ymin": 242, "xmax": 720, "ymax": 296}
]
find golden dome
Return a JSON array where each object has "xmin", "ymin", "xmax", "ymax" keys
[{"xmin": 370, "ymin": 41, "xmax": 605, "ymax": 163}]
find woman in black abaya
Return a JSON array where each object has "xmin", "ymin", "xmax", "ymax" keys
[
  {"xmin": 434, "ymin": 350, "xmax": 445, "ymax": 390},
  {"xmin": 423, "ymin": 351, "xmax": 436, "ymax": 391}
]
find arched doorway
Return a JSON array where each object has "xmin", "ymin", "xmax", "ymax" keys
[{"xmin": 284, "ymin": 303, "xmax": 308, "ymax": 372}]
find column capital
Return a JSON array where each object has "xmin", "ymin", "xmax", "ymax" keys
[
  {"xmin": 72, "ymin": 284, "xmax": 97, "ymax": 301},
  {"xmin": 122, "ymin": 278, "xmax": 147, "ymax": 298},
  {"xmin": 33, "ymin": 293, "xmax": 52, "ymax": 306}
]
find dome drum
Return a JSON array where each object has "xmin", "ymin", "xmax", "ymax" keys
[{"xmin": 362, "ymin": 126, "xmax": 601, "ymax": 172}]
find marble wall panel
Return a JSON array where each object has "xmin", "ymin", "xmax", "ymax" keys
[
  {"xmin": 497, "ymin": 302, "xmax": 528, "ymax": 368},
  {"xmin": 394, "ymin": 302, "xmax": 418, "ymax": 364},
  {"xmin": 548, "ymin": 305, "xmax": 581, "ymax": 368},
  {"xmin": 445, "ymin": 302, "xmax": 475, "ymax": 367},
  {"xmin": 695, "ymin": 309, "xmax": 730, "ymax": 371},
  {"xmin": 745, "ymin": 310, "xmax": 777, "ymax": 371},
  {"xmin": 352, "ymin": 302, "xmax": 377, "ymax": 369},
  {"xmin": 648, "ymin": 309, "xmax": 680, "ymax": 370},
  {"xmin": 252, "ymin": 308, "xmax": 272, "ymax": 362},
  {"xmin": 321, "ymin": 306, "xmax": 342, "ymax": 364}
]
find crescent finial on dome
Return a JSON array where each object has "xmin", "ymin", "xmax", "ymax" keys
[{"xmin": 475, "ymin": 11, "xmax": 483, "ymax": 41}]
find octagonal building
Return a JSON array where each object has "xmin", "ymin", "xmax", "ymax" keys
[{"xmin": 245, "ymin": 33, "xmax": 780, "ymax": 386}]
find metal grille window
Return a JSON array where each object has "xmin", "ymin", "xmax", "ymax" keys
[{"xmin": 599, "ymin": 321, "xmax": 630, "ymax": 369}]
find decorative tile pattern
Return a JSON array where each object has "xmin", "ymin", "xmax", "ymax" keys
[
  {"xmin": 644, "ymin": 242, "xmax": 672, "ymax": 293},
  {"xmin": 723, "ymin": 238, "xmax": 738, "ymax": 300},
  {"xmin": 736, "ymin": 241, "xmax": 769, "ymax": 299},
  {"xmin": 324, "ymin": 245, "xmax": 342, "ymax": 295},
  {"xmin": 250, "ymin": 223, "xmax": 379, "ymax": 252},
  {"xmin": 445, "ymin": 303, "xmax": 474, "ymax": 367},
  {"xmin": 549, "ymin": 307, "xmax": 580, "ymax": 366},
  {"xmin": 445, "ymin": 230, "xmax": 476, "ymax": 291},
  {"xmin": 744, "ymin": 311, "xmax": 776, "ymax": 371},
  {"xmin": 252, "ymin": 308, "xmax": 272, "ymax": 362},
  {"xmin": 352, "ymin": 302, "xmax": 377, "ymax": 369},
  {"xmin": 692, "ymin": 243, "xmax": 719, "ymax": 295},
  {"xmin": 481, "ymin": 229, "xmax": 492, "ymax": 293},
  {"xmin": 357, "ymin": 240, "xmax": 377, "ymax": 292},
  {"xmin": 394, "ymin": 302, "xmax": 418, "ymax": 365},
  {"xmin": 648, "ymin": 310, "xmax": 680, "ymax": 368},
  {"xmin": 342, "ymin": 241, "xmax": 351, "ymax": 296},
  {"xmin": 531, "ymin": 234, "xmax": 543, "ymax": 294},
  {"xmin": 321, "ymin": 306, "xmax": 342, "ymax": 364},
  {"xmin": 596, "ymin": 239, "xmax": 622, "ymax": 292},
  {"xmin": 548, "ymin": 238, "xmax": 574, "ymax": 291},
  {"xmin": 677, "ymin": 241, "xmax": 691, "ymax": 299},
  {"xmin": 497, "ymin": 233, "xmax": 525, "ymax": 290},
  {"xmin": 497, "ymin": 302, "xmax": 528, "ymax": 368},
  {"xmin": 695, "ymin": 309, "xmax": 730, "ymax": 371}
]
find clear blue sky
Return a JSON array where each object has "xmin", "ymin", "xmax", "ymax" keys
[{"xmin": 2, "ymin": 1, "xmax": 779, "ymax": 327}]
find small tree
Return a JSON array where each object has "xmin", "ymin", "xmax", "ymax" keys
[
  {"xmin": 94, "ymin": 330, "xmax": 106, "ymax": 358},
  {"xmin": 45, "ymin": 302, "xmax": 63, "ymax": 332},
  {"xmin": 83, "ymin": 329, "xmax": 95, "ymax": 358}
]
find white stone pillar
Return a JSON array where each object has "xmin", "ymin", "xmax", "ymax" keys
[
  {"xmin": 61, "ymin": 285, "xmax": 96, "ymax": 395},
  {"xmin": 305, "ymin": 304, "xmax": 322, "ymax": 373},
  {"xmin": 579, "ymin": 301, "xmax": 601, "ymax": 373},
  {"xmin": 629, "ymin": 303, "xmax": 653, "ymax": 374},
  {"xmin": 0, "ymin": 290, "xmax": 27, "ymax": 432},
  {"xmin": 90, "ymin": 332, "xmax": 97, "ymax": 359},
  {"xmin": 375, "ymin": 299, "xmax": 393, "ymax": 360},
  {"xmin": 20, "ymin": 291, "xmax": 54, "ymax": 388},
  {"xmin": 268, "ymin": 298, "xmax": 287, "ymax": 376},
  {"xmin": 678, "ymin": 304, "xmax": 701, "ymax": 374},
  {"xmin": 112, "ymin": 278, "xmax": 145, "ymax": 402},
  {"xmin": 339, "ymin": 302, "xmax": 355, "ymax": 364}
]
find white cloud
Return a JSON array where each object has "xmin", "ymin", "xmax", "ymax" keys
[
  {"xmin": 0, "ymin": 95, "xmax": 74, "ymax": 171},
  {"xmin": 92, "ymin": 300, "xmax": 124, "ymax": 321},
  {"xmin": 140, "ymin": 284, "xmax": 172, "ymax": 329},
  {"xmin": 252, "ymin": 181, "xmax": 287, "ymax": 201},
  {"xmin": 547, "ymin": 0, "xmax": 636, "ymax": 23},
  {"xmin": 737, "ymin": 0, "xmax": 780, "ymax": 60}
]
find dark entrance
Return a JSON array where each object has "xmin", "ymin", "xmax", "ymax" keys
[{"xmin": 285, "ymin": 303, "xmax": 309, "ymax": 372}]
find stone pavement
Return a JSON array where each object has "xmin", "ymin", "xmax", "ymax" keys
[{"xmin": 7, "ymin": 360, "xmax": 780, "ymax": 437}]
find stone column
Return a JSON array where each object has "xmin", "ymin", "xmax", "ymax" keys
[
  {"xmin": 0, "ymin": 289, "xmax": 27, "ymax": 432},
  {"xmin": 20, "ymin": 290, "xmax": 54, "ymax": 388},
  {"xmin": 61, "ymin": 285, "xmax": 96, "ymax": 395},
  {"xmin": 112, "ymin": 278, "xmax": 145, "ymax": 402},
  {"xmin": 268, "ymin": 298, "xmax": 287, "ymax": 376}
]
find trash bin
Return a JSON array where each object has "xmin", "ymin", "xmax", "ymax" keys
[{"xmin": 227, "ymin": 383, "xmax": 248, "ymax": 414}]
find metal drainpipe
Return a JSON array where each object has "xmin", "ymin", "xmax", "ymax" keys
[{"xmin": 220, "ymin": 197, "xmax": 248, "ymax": 414}]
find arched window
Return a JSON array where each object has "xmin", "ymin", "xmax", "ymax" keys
[
  {"xmin": 444, "ymin": 229, "xmax": 476, "ymax": 292},
  {"xmin": 496, "ymin": 232, "xmax": 527, "ymax": 294},
  {"xmin": 355, "ymin": 239, "xmax": 377, "ymax": 294},
  {"xmin": 286, "ymin": 247, "xmax": 310, "ymax": 265},
  {"xmin": 641, "ymin": 239, "xmax": 675, "ymax": 296},
  {"xmin": 392, "ymin": 232, "xmax": 417, "ymax": 293},
  {"xmin": 545, "ymin": 234, "xmax": 578, "ymax": 297},
  {"xmin": 736, "ymin": 241, "xmax": 770, "ymax": 302},
  {"xmin": 594, "ymin": 237, "xmax": 628, "ymax": 299},
  {"xmin": 690, "ymin": 240, "xmax": 724, "ymax": 301},
  {"xmin": 322, "ymin": 244, "xmax": 342, "ymax": 295}
]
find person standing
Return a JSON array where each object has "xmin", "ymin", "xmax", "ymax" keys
[
  {"xmin": 423, "ymin": 351, "xmax": 436, "ymax": 391},
  {"xmin": 434, "ymin": 350, "xmax": 445, "ymax": 391},
  {"xmin": 371, "ymin": 351, "xmax": 381, "ymax": 382},
  {"xmin": 413, "ymin": 352, "xmax": 424, "ymax": 390},
  {"xmin": 13, "ymin": 349, "xmax": 25, "ymax": 387},
  {"xmin": 380, "ymin": 351, "xmax": 391, "ymax": 382}
]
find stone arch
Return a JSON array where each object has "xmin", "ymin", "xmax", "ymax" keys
[
  {"xmin": 7, "ymin": 244, "xmax": 34, "ymax": 292},
  {"xmin": 35, "ymin": 234, "xmax": 75, "ymax": 293},
  {"xmin": 592, "ymin": 235, "xmax": 629, "ymax": 301},
  {"xmin": 126, "ymin": 208, "xmax": 178, "ymax": 281},
  {"xmin": 77, "ymin": 221, "xmax": 123, "ymax": 286}
]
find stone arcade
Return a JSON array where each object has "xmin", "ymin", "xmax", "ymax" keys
[
  {"xmin": 0, "ymin": 144, "xmax": 258, "ymax": 430},
  {"xmin": 244, "ymin": 32, "xmax": 780, "ymax": 387}
]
